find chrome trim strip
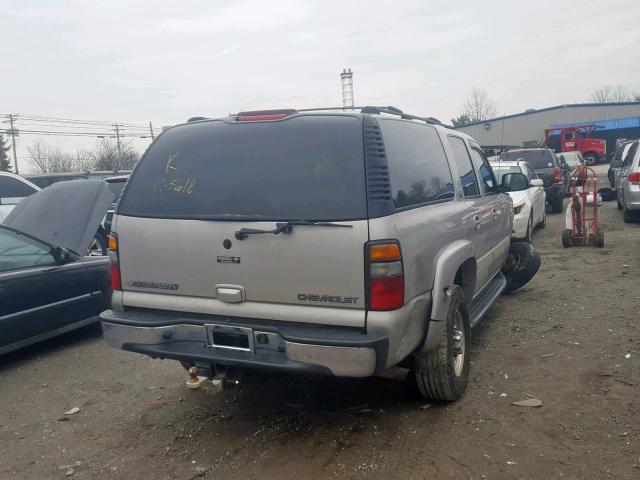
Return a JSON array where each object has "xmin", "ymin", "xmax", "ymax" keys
[
  {"xmin": 0, "ymin": 291, "xmax": 103, "ymax": 322},
  {"xmin": 286, "ymin": 342, "xmax": 376, "ymax": 377},
  {"xmin": 0, "ymin": 262, "xmax": 84, "ymax": 279},
  {"xmin": 0, "ymin": 316, "xmax": 99, "ymax": 356}
]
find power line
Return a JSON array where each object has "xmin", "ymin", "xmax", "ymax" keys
[
  {"xmin": 8, "ymin": 113, "xmax": 154, "ymax": 129},
  {"xmin": 0, "ymin": 128, "xmax": 152, "ymax": 138}
]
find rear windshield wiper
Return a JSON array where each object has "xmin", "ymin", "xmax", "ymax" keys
[{"xmin": 235, "ymin": 220, "xmax": 352, "ymax": 240}]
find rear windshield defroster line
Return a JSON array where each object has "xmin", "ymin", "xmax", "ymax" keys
[{"xmin": 118, "ymin": 115, "xmax": 368, "ymax": 221}]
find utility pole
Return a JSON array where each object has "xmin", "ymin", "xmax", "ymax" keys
[
  {"xmin": 114, "ymin": 123, "xmax": 123, "ymax": 161},
  {"xmin": 340, "ymin": 68, "xmax": 354, "ymax": 109},
  {"xmin": 149, "ymin": 121, "xmax": 155, "ymax": 140},
  {"xmin": 8, "ymin": 114, "xmax": 19, "ymax": 175}
]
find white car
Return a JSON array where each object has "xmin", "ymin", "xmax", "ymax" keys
[
  {"xmin": 0, "ymin": 171, "xmax": 40, "ymax": 223},
  {"xmin": 490, "ymin": 160, "xmax": 546, "ymax": 243}
]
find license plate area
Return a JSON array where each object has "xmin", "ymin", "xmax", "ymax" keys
[{"xmin": 205, "ymin": 324, "xmax": 253, "ymax": 352}]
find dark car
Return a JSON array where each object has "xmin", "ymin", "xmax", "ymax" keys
[
  {"xmin": 0, "ymin": 180, "xmax": 112, "ymax": 355},
  {"xmin": 500, "ymin": 148, "xmax": 568, "ymax": 213},
  {"xmin": 104, "ymin": 176, "xmax": 129, "ymax": 236}
]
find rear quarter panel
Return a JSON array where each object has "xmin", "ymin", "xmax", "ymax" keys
[{"xmin": 367, "ymin": 199, "xmax": 474, "ymax": 305}]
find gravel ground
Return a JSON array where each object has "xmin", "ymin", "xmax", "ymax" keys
[{"xmin": 1, "ymin": 165, "xmax": 639, "ymax": 480}]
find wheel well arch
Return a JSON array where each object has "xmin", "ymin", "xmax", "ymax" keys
[
  {"xmin": 430, "ymin": 240, "xmax": 476, "ymax": 321},
  {"xmin": 454, "ymin": 258, "xmax": 476, "ymax": 303}
]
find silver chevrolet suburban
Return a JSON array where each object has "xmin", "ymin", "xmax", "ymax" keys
[{"xmin": 101, "ymin": 106, "xmax": 517, "ymax": 401}]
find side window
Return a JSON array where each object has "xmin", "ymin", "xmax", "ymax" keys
[
  {"xmin": 0, "ymin": 229, "xmax": 55, "ymax": 273},
  {"xmin": 623, "ymin": 142, "xmax": 638, "ymax": 167},
  {"xmin": 0, "ymin": 176, "xmax": 37, "ymax": 205},
  {"xmin": 447, "ymin": 136, "xmax": 480, "ymax": 197},
  {"xmin": 469, "ymin": 146, "xmax": 497, "ymax": 194},
  {"xmin": 379, "ymin": 120, "xmax": 455, "ymax": 209}
]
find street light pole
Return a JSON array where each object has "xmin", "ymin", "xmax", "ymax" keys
[
  {"xmin": 114, "ymin": 123, "xmax": 123, "ymax": 161},
  {"xmin": 8, "ymin": 114, "xmax": 19, "ymax": 175}
]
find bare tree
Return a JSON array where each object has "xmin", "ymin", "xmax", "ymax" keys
[
  {"xmin": 28, "ymin": 142, "xmax": 97, "ymax": 173},
  {"xmin": 27, "ymin": 142, "xmax": 47, "ymax": 173},
  {"xmin": 74, "ymin": 150, "xmax": 96, "ymax": 172},
  {"xmin": 461, "ymin": 88, "xmax": 497, "ymax": 123},
  {"xmin": 591, "ymin": 85, "xmax": 636, "ymax": 103},
  {"xmin": 94, "ymin": 138, "xmax": 139, "ymax": 171}
]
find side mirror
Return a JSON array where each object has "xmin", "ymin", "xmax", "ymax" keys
[
  {"xmin": 499, "ymin": 172, "xmax": 529, "ymax": 192},
  {"xmin": 51, "ymin": 246, "xmax": 79, "ymax": 265},
  {"xmin": 530, "ymin": 178, "xmax": 544, "ymax": 187}
]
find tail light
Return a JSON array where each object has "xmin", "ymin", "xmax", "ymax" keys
[
  {"xmin": 236, "ymin": 109, "xmax": 297, "ymax": 121},
  {"xmin": 629, "ymin": 172, "xmax": 640, "ymax": 185},
  {"xmin": 553, "ymin": 167, "xmax": 562, "ymax": 182},
  {"xmin": 108, "ymin": 233, "xmax": 121, "ymax": 290},
  {"xmin": 366, "ymin": 241, "xmax": 404, "ymax": 310}
]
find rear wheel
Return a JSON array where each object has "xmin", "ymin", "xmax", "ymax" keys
[
  {"xmin": 562, "ymin": 229, "xmax": 573, "ymax": 248},
  {"xmin": 584, "ymin": 154, "xmax": 597, "ymax": 166},
  {"xmin": 414, "ymin": 285, "xmax": 470, "ymax": 402}
]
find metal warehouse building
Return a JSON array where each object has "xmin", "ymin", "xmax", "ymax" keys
[{"xmin": 454, "ymin": 102, "xmax": 640, "ymax": 157}]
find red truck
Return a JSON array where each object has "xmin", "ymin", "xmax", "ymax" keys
[{"xmin": 543, "ymin": 125, "xmax": 606, "ymax": 166}]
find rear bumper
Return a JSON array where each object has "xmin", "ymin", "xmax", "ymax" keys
[
  {"xmin": 623, "ymin": 187, "xmax": 640, "ymax": 210},
  {"xmin": 100, "ymin": 309, "xmax": 388, "ymax": 377}
]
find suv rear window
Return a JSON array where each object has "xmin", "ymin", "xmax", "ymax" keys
[
  {"xmin": 118, "ymin": 116, "xmax": 367, "ymax": 221},
  {"xmin": 501, "ymin": 150, "xmax": 555, "ymax": 169}
]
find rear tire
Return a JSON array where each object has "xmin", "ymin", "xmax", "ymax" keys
[
  {"xmin": 414, "ymin": 285, "xmax": 470, "ymax": 402},
  {"xmin": 503, "ymin": 242, "xmax": 541, "ymax": 293},
  {"xmin": 551, "ymin": 196, "xmax": 564, "ymax": 214},
  {"xmin": 562, "ymin": 229, "xmax": 573, "ymax": 248}
]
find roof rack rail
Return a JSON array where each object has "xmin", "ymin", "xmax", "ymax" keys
[
  {"xmin": 296, "ymin": 106, "xmax": 444, "ymax": 126},
  {"xmin": 187, "ymin": 116, "xmax": 209, "ymax": 122}
]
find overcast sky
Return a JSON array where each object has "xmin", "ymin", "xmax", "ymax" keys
[{"xmin": 2, "ymin": 0, "xmax": 640, "ymax": 171}]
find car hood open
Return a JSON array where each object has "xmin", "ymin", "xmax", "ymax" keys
[{"xmin": 3, "ymin": 180, "xmax": 113, "ymax": 256}]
